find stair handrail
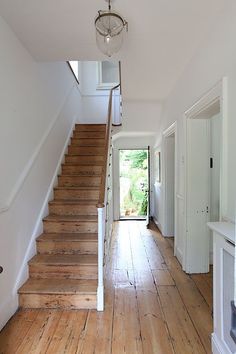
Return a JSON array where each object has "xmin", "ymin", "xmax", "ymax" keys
[
  {"xmin": 97, "ymin": 83, "xmax": 120, "ymax": 209},
  {"xmin": 96, "ymin": 83, "xmax": 121, "ymax": 311}
]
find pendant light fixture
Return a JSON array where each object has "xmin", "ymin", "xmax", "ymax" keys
[{"xmin": 95, "ymin": 0, "xmax": 128, "ymax": 57}]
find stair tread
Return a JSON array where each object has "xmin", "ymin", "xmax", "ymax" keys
[
  {"xmin": 54, "ymin": 186, "xmax": 100, "ymax": 190},
  {"xmin": 37, "ymin": 233, "xmax": 98, "ymax": 242},
  {"xmin": 29, "ymin": 254, "xmax": 98, "ymax": 265},
  {"xmin": 44, "ymin": 215, "xmax": 97, "ymax": 222},
  {"xmin": 70, "ymin": 143, "xmax": 105, "ymax": 147},
  {"xmin": 62, "ymin": 163, "xmax": 103, "ymax": 167},
  {"xmin": 19, "ymin": 278, "xmax": 97, "ymax": 294},
  {"xmin": 59, "ymin": 174, "xmax": 101, "ymax": 178},
  {"xmin": 71, "ymin": 140, "xmax": 105, "ymax": 142},
  {"xmin": 67, "ymin": 153, "xmax": 105, "ymax": 157},
  {"xmin": 61, "ymin": 171, "xmax": 102, "ymax": 175},
  {"xmin": 63, "ymin": 162, "xmax": 104, "ymax": 166},
  {"xmin": 49, "ymin": 199, "xmax": 98, "ymax": 206}
]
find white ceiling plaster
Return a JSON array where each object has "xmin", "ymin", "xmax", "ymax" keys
[{"xmin": 0, "ymin": 0, "xmax": 226, "ymax": 101}]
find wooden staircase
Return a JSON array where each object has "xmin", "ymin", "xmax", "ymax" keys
[{"xmin": 18, "ymin": 124, "xmax": 106, "ymax": 310}]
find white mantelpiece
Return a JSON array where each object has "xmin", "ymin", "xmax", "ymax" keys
[{"xmin": 208, "ymin": 222, "xmax": 236, "ymax": 354}]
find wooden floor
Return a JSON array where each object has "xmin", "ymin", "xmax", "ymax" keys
[{"xmin": 0, "ymin": 221, "xmax": 213, "ymax": 354}]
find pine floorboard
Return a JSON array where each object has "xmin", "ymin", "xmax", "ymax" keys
[{"xmin": 0, "ymin": 221, "xmax": 213, "ymax": 354}]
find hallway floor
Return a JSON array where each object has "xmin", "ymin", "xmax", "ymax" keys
[{"xmin": 0, "ymin": 221, "xmax": 213, "ymax": 354}]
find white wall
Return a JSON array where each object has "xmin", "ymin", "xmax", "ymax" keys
[
  {"xmin": 153, "ymin": 1, "xmax": 236, "ymax": 263},
  {"xmin": 122, "ymin": 100, "xmax": 162, "ymax": 133},
  {"xmin": 79, "ymin": 61, "xmax": 109, "ymax": 123},
  {"xmin": 0, "ymin": 16, "xmax": 82, "ymax": 330}
]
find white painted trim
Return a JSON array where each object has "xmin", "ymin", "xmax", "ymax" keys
[
  {"xmin": 163, "ymin": 122, "xmax": 177, "ymax": 138},
  {"xmin": 0, "ymin": 295, "xmax": 18, "ymax": 331},
  {"xmin": 176, "ymin": 193, "xmax": 184, "ymax": 200},
  {"xmin": 183, "ymin": 78, "xmax": 227, "ymax": 272},
  {"xmin": 185, "ymin": 82, "xmax": 222, "ymax": 119},
  {"xmin": 97, "ymin": 62, "xmax": 119, "ymax": 91},
  {"xmin": 153, "ymin": 216, "xmax": 163, "ymax": 233},
  {"xmin": 0, "ymin": 83, "xmax": 79, "ymax": 213},
  {"xmin": 162, "ymin": 122, "xmax": 178, "ymax": 258},
  {"xmin": 212, "ymin": 333, "xmax": 227, "ymax": 354},
  {"xmin": 13, "ymin": 117, "xmax": 77, "ymax": 294},
  {"xmin": 175, "ymin": 247, "xmax": 183, "ymax": 264}
]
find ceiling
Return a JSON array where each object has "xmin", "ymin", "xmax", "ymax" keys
[{"xmin": 0, "ymin": 0, "xmax": 226, "ymax": 101}]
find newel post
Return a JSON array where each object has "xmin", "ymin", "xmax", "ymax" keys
[{"xmin": 97, "ymin": 205, "xmax": 105, "ymax": 311}]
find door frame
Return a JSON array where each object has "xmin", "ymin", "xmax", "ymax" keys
[
  {"xmin": 118, "ymin": 148, "xmax": 150, "ymax": 220},
  {"xmin": 183, "ymin": 78, "xmax": 228, "ymax": 272},
  {"xmin": 162, "ymin": 122, "xmax": 178, "ymax": 255}
]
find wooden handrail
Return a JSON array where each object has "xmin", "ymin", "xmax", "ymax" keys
[
  {"xmin": 97, "ymin": 84, "xmax": 120, "ymax": 208},
  {"xmin": 66, "ymin": 61, "xmax": 80, "ymax": 85}
]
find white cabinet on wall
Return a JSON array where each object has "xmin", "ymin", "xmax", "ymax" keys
[{"xmin": 208, "ymin": 222, "xmax": 236, "ymax": 354}]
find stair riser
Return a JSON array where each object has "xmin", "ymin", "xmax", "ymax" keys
[
  {"xmin": 54, "ymin": 189, "xmax": 99, "ymax": 200},
  {"xmin": 49, "ymin": 204, "xmax": 97, "ymax": 216},
  {"xmin": 62, "ymin": 165, "xmax": 102, "ymax": 175},
  {"xmin": 43, "ymin": 220, "xmax": 98, "ymax": 233},
  {"xmin": 68, "ymin": 146, "xmax": 105, "ymax": 155},
  {"xmin": 75, "ymin": 124, "xmax": 106, "ymax": 132},
  {"xmin": 37, "ymin": 240, "xmax": 98, "ymax": 255},
  {"xmin": 19, "ymin": 294, "xmax": 97, "ymax": 309},
  {"xmin": 71, "ymin": 138, "xmax": 105, "ymax": 146},
  {"xmin": 58, "ymin": 176, "xmax": 101, "ymax": 187},
  {"xmin": 73, "ymin": 131, "xmax": 106, "ymax": 139},
  {"xmin": 29, "ymin": 264, "xmax": 98, "ymax": 280},
  {"xmin": 65, "ymin": 155, "xmax": 104, "ymax": 164}
]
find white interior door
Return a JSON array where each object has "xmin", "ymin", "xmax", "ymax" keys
[{"xmin": 186, "ymin": 118, "xmax": 210, "ymax": 273}]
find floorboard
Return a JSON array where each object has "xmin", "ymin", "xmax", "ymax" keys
[{"xmin": 0, "ymin": 221, "xmax": 213, "ymax": 354}]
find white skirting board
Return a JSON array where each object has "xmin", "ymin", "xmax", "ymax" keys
[
  {"xmin": 153, "ymin": 216, "xmax": 163, "ymax": 233},
  {"xmin": 212, "ymin": 333, "xmax": 232, "ymax": 354}
]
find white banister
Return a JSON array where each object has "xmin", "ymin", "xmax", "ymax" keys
[
  {"xmin": 97, "ymin": 206, "xmax": 105, "ymax": 311},
  {"xmin": 96, "ymin": 83, "xmax": 121, "ymax": 311}
]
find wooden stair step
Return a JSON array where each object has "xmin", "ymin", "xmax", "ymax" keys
[
  {"xmin": 29, "ymin": 254, "xmax": 98, "ymax": 265},
  {"xmin": 18, "ymin": 278, "xmax": 97, "ymax": 309},
  {"xmin": 70, "ymin": 138, "xmax": 105, "ymax": 146},
  {"xmin": 73, "ymin": 131, "xmax": 106, "ymax": 139},
  {"xmin": 43, "ymin": 214, "xmax": 98, "ymax": 233},
  {"xmin": 49, "ymin": 200, "xmax": 97, "ymax": 216},
  {"xmin": 37, "ymin": 233, "xmax": 98, "ymax": 255},
  {"xmin": 54, "ymin": 187, "xmax": 100, "ymax": 200},
  {"xmin": 74, "ymin": 124, "xmax": 106, "ymax": 132},
  {"xmin": 67, "ymin": 146, "xmax": 105, "ymax": 155},
  {"xmin": 65, "ymin": 154, "xmax": 104, "ymax": 164},
  {"xmin": 43, "ymin": 214, "xmax": 98, "ymax": 222},
  {"xmin": 62, "ymin": 164, "xmax": 103, "ymax": 175},
  {"xmin": 58, "ymin": 175, "xmax": 101, "ymax": 187},
  {"xmin": 19, "ymin": 278, "xmax": 97, "ymax": 294},
  {"xmin": 37, "ymin": 232, "xmax": 98, "ymax": 242},
  {"xmin": 28, "ymin": 254, "xmax": 98, "ymax": 280}
]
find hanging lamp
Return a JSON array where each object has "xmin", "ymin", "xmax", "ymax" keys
[{"xmin": 95, "ymin": 0, "xmax": 128, "ymax": 57}]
